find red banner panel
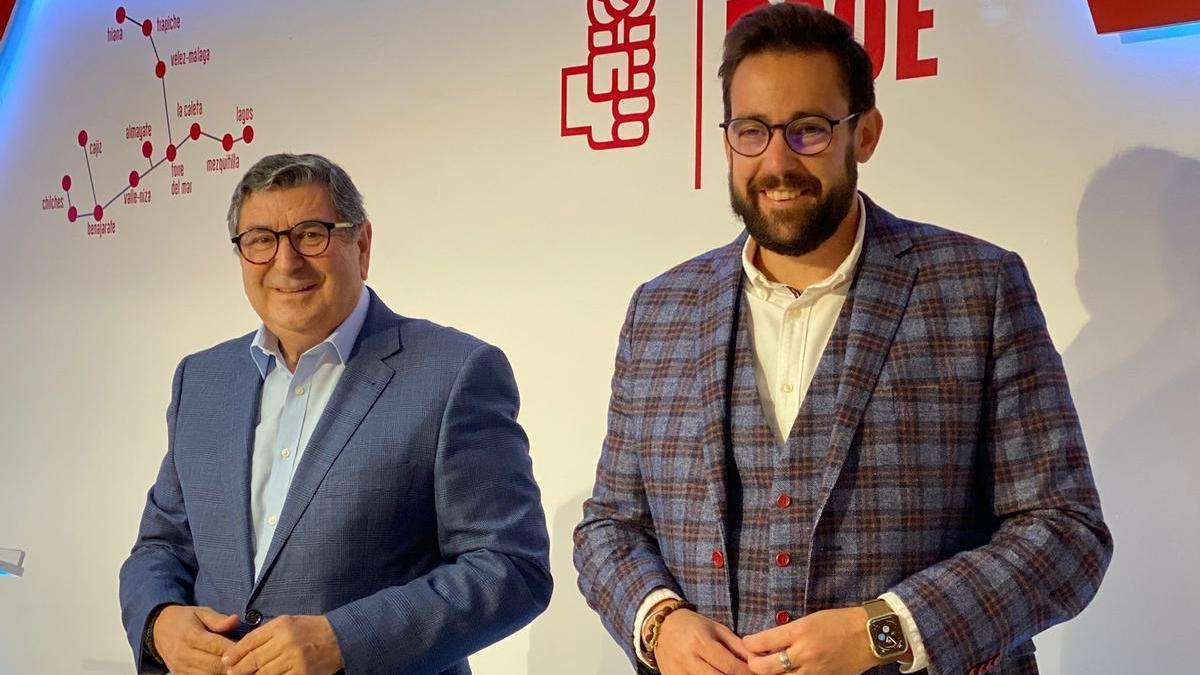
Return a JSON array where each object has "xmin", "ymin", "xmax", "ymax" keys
[
  {"xmin": 1087, "ymin": 0, "xmax": 1200, "ymax": 34},
  {"xmin": 1, "ymin": 0, "xmax": 18, "ymax": 45}
]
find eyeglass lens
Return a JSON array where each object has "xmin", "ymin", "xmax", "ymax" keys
[
  {"xmin": 238, "ymin": 221, "xmax": 332, "ymax": 263},
  {"xmin": 727, "ymin": 117, "xmax": 834, "ymax": 156}
]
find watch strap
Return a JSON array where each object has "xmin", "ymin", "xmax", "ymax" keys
[
  {"xmin": 141, "ymin": 603, "xmax": 177, "ymax": 666},
  {"xmin": 863, "ymin": 598, "xmax": 893, "ymax": 620}
]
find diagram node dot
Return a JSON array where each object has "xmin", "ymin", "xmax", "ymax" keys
[
  {"xmin": 222, "ymin": 133, "xmax": 234, "ymax": 151},
  {"xmin": 68, "ymin": 207, "xmax": 78, "ymax": 223},
  {"xmin": 142, "ymin": 19, "xmax": 152, "ymax": 36},
  {"xmin": 242, "ymin": 125, "xmax": 254, "ymax": 144},
  {"xmin": 115, "ymin": 7, "xmax": 126, "ymax": 23},
  {"xmin": 142, "ymin": 140, "xmax": 153, "ymax": 158},
  {"xmin": 78, "ymin": 130, "xmax": 88, "ymax": 147},
  {"xmin": 129, "ymin": 171, "xmax": 140, "ymax": 188},
  {"xmin": 155, "ymin": 61, "xmax": 166, "ymax": 79},
  {"xmin": 190, "ymin": 122, "xmax": 201, "ymax": 140},
  {"xmin": 93, "ymin": 205, "xmax": 104, "ymax": 221},
  {"xmin": 62, "ymin": 175, "xmax": 72, "ymax": 191},
  {"xmin": 166, "ymin": 144, "xmax": 177, "ymax": 162}
]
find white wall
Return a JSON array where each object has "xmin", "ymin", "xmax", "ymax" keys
[{"xmin": 0, "ymin": 1, "xmax": 1196, "ymax": 672}]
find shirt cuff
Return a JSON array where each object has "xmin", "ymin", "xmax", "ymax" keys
[
  {"xmin": 633, "ymin": 587, "xmax": 684, "ymax": 667},
  {"xmin": 880, "ymin": 591, "xmax": 929, "ymax": 673}
]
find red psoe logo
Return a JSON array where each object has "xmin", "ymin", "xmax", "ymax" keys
[
  {"xmin": 1087, "ymin": 0, "xmax": 1200, "ymax": 34},
  {"xmin": 725, "ymin": 0, "xmax": 937, "ymax": 81},
  {"xmin": 727, "ymin": 0, "xmax": 824, "ymax": 31},
  {"xmin": 561, "ymin": 0, "xmax": 657, "ymax": 150}
]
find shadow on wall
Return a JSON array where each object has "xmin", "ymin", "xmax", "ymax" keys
[
  {"xmin": 527, "ymin": 493, "xmax": 630, "ymax": 674},
  {"xmin": 1059, "ymin": 148, "xmax": 1200, "ymax": 674}
]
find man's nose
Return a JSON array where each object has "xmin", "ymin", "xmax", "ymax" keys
[
  {"xmin": 759, "ymin": 129, "xmax": 805, "ymax": 176},
  {"xmin": 272, "ymin": 233, "xmax": 306, "ymax": 270}
]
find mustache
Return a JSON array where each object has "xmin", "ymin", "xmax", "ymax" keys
[{"xmin": 748, "ymin": 172, "xmax": 821, "ymax": 194}]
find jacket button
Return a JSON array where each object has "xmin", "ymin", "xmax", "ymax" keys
[
  {"xmin": 775, "ymin": 610, "xmax": 791, "ymax": 625},
  {"xmin": 775, "ymin": 552, "xmax": 791, "ymax": 567},
  {"xmin": 243, "ymin": 609, "xmax": 263, "ymax": 625},
  {"xmin": 776, "ymin": 494, "xmax": 792, "ymax": 508},
  {"xmin": 711, "ymin": 550, "xmax": 725, "ymax": 568}
]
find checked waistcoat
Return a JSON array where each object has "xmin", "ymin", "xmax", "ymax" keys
[{"xmin": 727, "ymin": 284, "xmax": 854, "ymax": 635}]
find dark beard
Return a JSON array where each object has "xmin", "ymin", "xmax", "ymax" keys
[{"xmin": 729, "ymin": 151, "xmax": 857, "ymax": 256}]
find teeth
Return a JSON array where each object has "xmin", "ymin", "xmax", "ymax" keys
[{"xmin": 765, "ymin": 190, "xmax": 798, "ymax": 201}]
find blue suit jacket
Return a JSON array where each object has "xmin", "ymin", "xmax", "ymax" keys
[{"xmin": 119, "ymin": 290, "xmax": 552, "ymax": 674}]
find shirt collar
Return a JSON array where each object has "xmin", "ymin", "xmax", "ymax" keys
[
  {"xmin": 249, "ymin": 285, "xmax": 371, "ymax": 378},
  {"xmin": 741, "ymin": 192, "xmax": 866, "ymax": 299}
]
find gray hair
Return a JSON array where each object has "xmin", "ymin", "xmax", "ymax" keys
[{"xmin": 226, "ymin": 153, "xmax": 367, "ymax": 237}]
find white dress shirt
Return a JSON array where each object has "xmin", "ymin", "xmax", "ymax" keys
[{"xmin": 247, "ymin": 286, "xmax": 370, "ymax": 580}]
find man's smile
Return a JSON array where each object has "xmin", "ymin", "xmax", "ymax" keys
[{"xmin": 273, "ymin": 282, "xmax": 319, "ymax": 294}]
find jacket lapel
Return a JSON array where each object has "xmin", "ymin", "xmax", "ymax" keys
[
  {"xmin": 250, "ymin": 292, "xmax": 402, "ymax": 596},
  {"xmin": 695, "ymin": 234, "xmax": 746, "ymax": 622},
  {"xmin": 223, "ymin": 352, "xmax": 265, "ymax": 594},
  {"xmin": 812, "ymin": 198, "xmax": 916, "ymax": 519}
]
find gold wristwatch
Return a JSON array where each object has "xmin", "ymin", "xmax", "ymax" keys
[{"xmin": 863, "ymin": 599, "xmax": 910, "ymax": 664}]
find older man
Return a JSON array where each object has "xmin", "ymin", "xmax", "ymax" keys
[
  {"xmin": 574, "ymin": 5, "xmax": 1110, "ymax": 675},
  {"xmin": 119, "ymin": 153, "xmax": 551, "ymax": 675}
]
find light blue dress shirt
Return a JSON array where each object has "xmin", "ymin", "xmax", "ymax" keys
[{"xmin": 247, "ymin": 286, "xmax": 370, "ymax": 580}]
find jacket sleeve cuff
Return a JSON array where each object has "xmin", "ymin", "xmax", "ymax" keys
[
  {"xmin": 633, "ymin": 587, "xmax": 684, "ymax": 668},
  {"xmin": 880, "ymin": 591, "xmax": 930, "ymax": 673}
]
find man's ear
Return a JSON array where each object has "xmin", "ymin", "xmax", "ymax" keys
[
  {"xmin": 854, "ymin": 107, "xmax": 884, "ymax": 164},
  {"xmin": 357, "ymin": 220, "xmax": 373, "ymax": 280}
]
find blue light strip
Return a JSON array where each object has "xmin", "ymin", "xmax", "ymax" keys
[{"xmin": 1120, "ymin": 20, "xmax": 1200, "ymax": 43}]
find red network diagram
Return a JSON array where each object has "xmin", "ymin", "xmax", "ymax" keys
[{"xmin": 56, "ymin": 5, "xmax": 254, "ymax": 225}]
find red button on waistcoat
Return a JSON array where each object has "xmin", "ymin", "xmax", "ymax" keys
[
  {"xmin": 775, "ymin": 610, "xmax": 791, "ymax": 625},
  {"xmin": 775, "ymin": 552, "xmax": 791, "ymax": 567},
  {"xmin": 776, "ymin": 494, "xmax": 792, "ymax": 508},
  {"xmin": 712, "ymin": 550, "xmax": 725, "ymax": 568}
]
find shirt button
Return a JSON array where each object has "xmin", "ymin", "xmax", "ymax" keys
[
  {"xmin": 781, "ymin": 383, "xmax": 794, "ymax": 394},
  {"xmin": 776, "ymin": 494, "xmax": 792, "ymax": 508},
  {"xmin": 243, "ymin": 609, "xmax": 263, "ymax": 625},
  {"xmin": 267, "ymin": 515, "xmax": 278, "ymax": 526},
  {"xmin": 775, "ymin": 610, "xmax": 791, "ymax": 625},
  {"xmin": 711, "ymin": 550, "xmax": 725, "ymax": 569},
  {"xmin": 294, "ymin": 385, "xmax": 305, "ymax": 396},
  {"xmin": 776, "ymin": 552, "xmax": 792, "ymax": 567},
  {"xmin": 281, "ymin": 448, "xmax": 291, "ymax": 458}
]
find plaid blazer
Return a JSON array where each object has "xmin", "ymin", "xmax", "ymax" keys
[{"xmin": 574, "ymin": 196, "xmax": 1111, "ymax": 675}]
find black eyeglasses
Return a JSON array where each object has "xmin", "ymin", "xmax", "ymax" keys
[
  {"xmin": 231, "ymin": 220, "xmax": 357, "ymax": 264},
  {"xmin": 720, "ymin": 111, "xmax": 863, "ymax": 157}
]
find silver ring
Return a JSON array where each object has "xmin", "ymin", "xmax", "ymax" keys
[{"xmin": 778, "ymin": 650, "xmax": 795, "ymax": 672}]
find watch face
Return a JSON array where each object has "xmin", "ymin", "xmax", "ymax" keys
[{"xmin": 869, "ymin": 616, "xmax": 907, "ymax": 657}]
